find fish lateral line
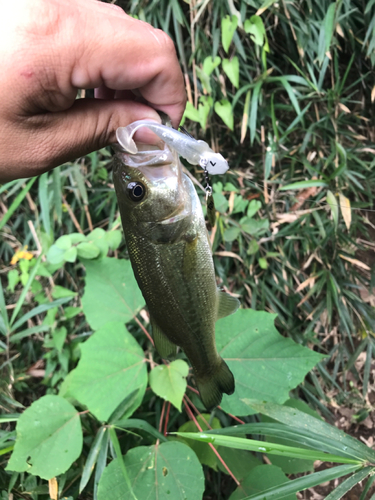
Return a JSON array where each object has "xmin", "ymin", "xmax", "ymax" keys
[{"xmin": 116, "ymin": 120, "xmax": 229, "ymax": 175}]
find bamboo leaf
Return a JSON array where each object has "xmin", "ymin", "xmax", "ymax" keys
[{"xmin": 339, "ymin": 193, "xmax": 351, "ymax": 230}]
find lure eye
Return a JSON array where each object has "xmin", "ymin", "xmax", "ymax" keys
[{"xmin": 128, "ymin": 182, "xmax": 146, "ymax": 202}]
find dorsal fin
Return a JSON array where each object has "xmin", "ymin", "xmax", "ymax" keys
[{"xmin": 216, "ymin": 289, "xmax": 240, "ymax": 320}]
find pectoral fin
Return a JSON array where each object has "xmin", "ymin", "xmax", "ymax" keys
[
  {"xmin": 216, "ymin": 289, "xmax": 240, "ymax": 319},
  {"xmin": 151, "ymin": 318, "xmax": 178, "ymax": 360}
]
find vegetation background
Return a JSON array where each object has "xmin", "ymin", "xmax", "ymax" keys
[{"xmin": 1, "ymin": 0, "xmax": 375, "ymax": 499}]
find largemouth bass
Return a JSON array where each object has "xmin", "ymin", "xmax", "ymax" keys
[{"xmin": 113, "ymin": 123, "xmax": 239, "ymax": 410}]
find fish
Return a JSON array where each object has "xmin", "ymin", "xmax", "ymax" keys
[
  {"xmin": 113, "ymin": 121, "xmax": 239, "ymax": 410},
  {"xmin": 116, "ymin": 120, "xmax": 229, "ymax": 175}
]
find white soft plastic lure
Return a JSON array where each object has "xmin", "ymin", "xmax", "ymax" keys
[{"xmin": 116, "ymin": 120, "xmax": 229, "ymax": 175}]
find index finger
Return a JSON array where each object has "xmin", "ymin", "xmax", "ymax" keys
[{"xmin": 70, "ymin": 2, "xmax": 187, "ymax": 128}]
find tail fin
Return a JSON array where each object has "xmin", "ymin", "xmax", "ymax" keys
[{"xmin": 195, "ymin": 359, "xmax": 235, "ymax": 411}]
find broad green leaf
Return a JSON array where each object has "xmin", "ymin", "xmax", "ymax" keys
[
  {"xmin": 214, "ymin": 99, "xmax": 234, "ymax": 130},
  {"xmin": 6, "ymin": 395, "xmax": 82, "ymax": 480},
  {"xmin": 7, "ymin": 269, "xmax": 19, "ymax": 293},
  {"xmin": 216, "ymin": 309, "xmax": 324, "ymax": 416},
  {"xmin": 244, "ymin": 16, "xmax": 268, "ymax": 50},
  {"xmin": 222, "ymin": 57, "xmax": 239, "ymax": 88},
  {"xmin": 224, "ymin": 226, "xmax": 240, "ymax": 242},
  {"xmin": 326, "ymin": 190, "xmax": 339, "ymax": 229},
  {"xmin": 279, "ymin": 180, "xmax": 328, "ymax": 190},
  {"xmin": 149, "ymin": 359, "xmax": 189, "ymax": 411},
  {"xmin": 198, "ymin": 96, "xmax": 212, "ymax": 129},
  {"xmin": 229, "ymin": 465, "xmax": 296, "ymax": 500},
  {"xmin": 247, "ymin": 401, "xmax": 375, "ymax": 463},
  {"xmin": 87, "ymin": 228, "xmax": 109, "ymax": 258},
  {"xmin": 196, "ymin": 66, "xmax": 212, "ymax": 94},
  {"xmin": 247, "ymin": 200, "xmax": 262, "ymax": 218},
  {"xmin": 60, "ymin": 322, "xmax": 147, "ymax": 422},
  {"xmin": 221, "ymin": 15, "xmax": 238, "ymax": 53},
  {"xmin": 77, "ymin": 242, "xmax": 101, "ymax": 260},
  {"xmin": 240, "ymin": 217, "xmax": 269, "ymax": 236},
  {"xmin": 97, "ymin": 442, "xmax": 204, "ymax": 500},
  {"xmin": 52, "ymin": 326, "xmax": 67, "ymax": 352},
  {"xmin": 46, "ymin": 245, "xmax": 65, "ymax": 265},
  {"xmin": 51, "ymin": 285, "xmax": 77, "ymax": 299},
  {"xmin": 105, "ymin": 230, "xmax": 122, "ymax": 250},
  {"xmin": 203, "ymin": 56, "xmax": 221, "ymax": 76},
  {"xmin": 218, "ymin": 448, "xmax": 262, "ymax": 481},
  {"xmin": 81, "ymin": 257, "xmax": 144, "ymax": 330},
  {"xmin": 177, "ymin": 414, "xmax": 222, "ymax": 469},
  {"xmin": 183, "ymin": 101, "xmax": 200, "ymax": 123},
  {"xmin": 70, "ymin": 232, "xmax": 86, "ymax": 244},
  {"xmin": 55, "ymin": 235, "xmax": 72, "ymax": 250}
]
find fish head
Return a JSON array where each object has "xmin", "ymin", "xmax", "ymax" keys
[{"xmin": 113, "ymin": 144, "xmax": 191, "ymax": 226}]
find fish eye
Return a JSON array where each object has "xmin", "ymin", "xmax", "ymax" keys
[{"xmin": 127, "ymin": 182, "xmax": 146, "ymax": 202}]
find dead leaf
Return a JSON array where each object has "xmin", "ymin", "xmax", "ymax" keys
[
  {"xmin": 214, "ymin": 251, "xmax": 244, "ymax": 264},
  {"xmin": 339, "ymin": 254, "xmax": 371, "ymax": 271},
  {"xmin": 339, "ymin": 193, "xmax": 351, "ymax": 230},
  {"xmin": 49, "ymin": 478, "xmax": 58, "ymax": 500}
]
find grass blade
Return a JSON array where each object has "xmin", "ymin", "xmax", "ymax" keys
[
  {"xmin": 0, "ymin": 177, "xmax": 36, "ymax": 231},
  {"xmin": 241, "ymin": 464, "xmax": 364, "ymax": 500},
  {"xmin": 10, "ymin": 256, "xmax": 41, "ymax": 327},
  {"xmin": 80, "ymin": 426, "xmax": 106, "ymax": 493},
  {"xmin": 324, "ymin": 467, "xmax": 373, "ymax": 500},
  {"xmin": 173, "ymin": 432, "xmax": 361, "ymax": 464}
]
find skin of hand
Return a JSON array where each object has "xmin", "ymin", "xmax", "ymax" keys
[{"xmin": 0, "ymin": 0, "xmax": 186, "ymax": 182}]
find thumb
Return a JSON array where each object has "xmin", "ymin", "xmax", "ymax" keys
[{"xmin": 27, "ymin": 99, "xmax": 163, "ymax": 177}]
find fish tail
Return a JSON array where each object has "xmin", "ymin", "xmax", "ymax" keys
[{"xmin": 195, "ymin": 359, "xmax": 235, "ymax": 411}]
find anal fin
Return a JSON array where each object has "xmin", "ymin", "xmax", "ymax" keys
[
  {"xmin": 216, "ymin": 288, "xmax": 240, "ymax": 319},
  {"xmin": 151, "ymin": 318, "xmax": 178, "ymax": 360}
]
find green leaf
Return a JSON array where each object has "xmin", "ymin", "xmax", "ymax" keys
[
  {"xmin": 64, "ymin": 306, "xmax": 82, "ymax": 319},
  {"xmin": 63, "ymin": 246, "xmax": 78, "ymax": 263},
  {"xmin": 218, "ymin": 448, "xmax": 262, "ymax": 481},
  {"xmin": 183, "ymin": 102, "xmax": 200, "ymax": 123},
  {"xmin": 6, "ymin": 395, "xmax": 82, "ymax": 480},
  {"xmin": 326, "ymin": 190, "xmax": 339, "ymax": 229},
  {"xmin": 258, "ymin": 257, "xmax": 268, "ymax": 269},
  {"xmin": 60, "ymin": 322, "xmax": 147, "ymax": 422},
  {"xmin": 244, "ymin": 16, "xmax": 268, "ymax": 49},
  {"xmin": 203, "ymin": 56, "xmax": 221, "ymax": 76},
  {"xmin": 221, "ymin": 15, "xmax": 238, "ymax": 54},
  {"xmin": 81, "ymin": 257, "xmax": 144, "ymax": 330},
  {"xmin": 149, "ymin": 360, "xmax": 189, "ymax": 411},
  {"xmin": 224, "ymin": 226, "xmax": 241, "ymax": 242},
  {"xmin": 55, "ymin": 235, "xmax": 72, "ymax": 250},
  {"xmin": 52, "ymin": 326, "xmax": 67, "ymax": 352},
  {"xmin": 70, "ymin": 233, "xmax": 87, "ymax": 244},
  {"xmin": 222, "ymin": 57, "xmax": 239, "ymax": 88},
  {"xmin": 214, "ymin": 99, "xmax": 234, "ymax": 130},
  {"xmin": 250, "ymin": 81, "xmax": 262, "ymax": 144},
  {"xmin": 279, "ymin": 180, "xmax": 328, "ymax": 190},
  {"xmin": 247, "ymin": 200, "xmax": 262, "ymax": 218},
  {"xmin": 240, "ymin": 217, "xmax": 269, "ymax": 236},
  {"xmin": 77, "ymin": 242, "xmax": 101, "ymax": 260},
  {"xmin": 216, "ymin": 309, "xmax": 324, "ymax": 416},
  {"xmin": 7, "ymin": 269, "xmax": 19, "ymax": 293},
  {"xmin": 46, "ymin": 245, "xmax": 65, "ymax": 265},
  {"xmin": 322, "ymin": 3, "xmax": 336, "ymax": 60},
  {"xmin": 52, "ymin": 285, "xmax": 77, "ymax": 299},
  {"xmin": 87, "ymin": 228, "xmax": 109, "ymax": 258},
  {"xmin": 229, "ymin": 465, "xmax": 296, "ymax": 500},
  {"xmin": 105, "ymin": 230, "xmax": 122, "ymax": 251},
  {"xmin": 177, "ymin": 414, "xmax": 222, "ymax": 469},
  {"xmin": 97, "ymin": 442, "xmax": 204, "ymax": 500},
  {"xmin": 38, "ymin": 173, "xmax": 51, "ymax": 236}
]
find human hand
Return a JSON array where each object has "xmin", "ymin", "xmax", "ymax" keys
[{"xmin": 0, "ymin": 0, "xmax": 186, "ymax": 181}]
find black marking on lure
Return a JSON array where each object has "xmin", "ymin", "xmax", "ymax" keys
[{"xmin": 179, "ymin": 126, "xmax": 195, "ymax": 139}]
